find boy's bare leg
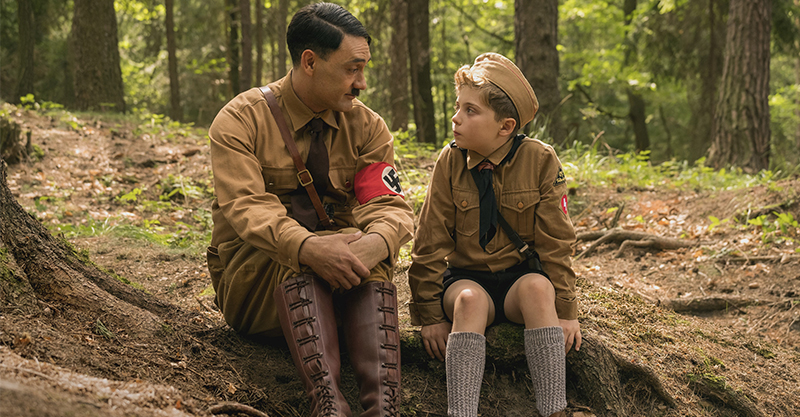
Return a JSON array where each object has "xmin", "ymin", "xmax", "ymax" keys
[
  {"xmin": 441, "ymin": 281, "xmax": 495, "ymax": 416},
  {"xmin": 504, "ymin": 273, "xmax": 566, "ymax": 417}
]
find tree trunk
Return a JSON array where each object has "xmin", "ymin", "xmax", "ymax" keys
[
  {"xmin": 515, "ymin": 0, "xmax": 564, "ymax": 143},
  {"xmin": 407, "ymin": 0, "xmax": 437, "ymax": 144},
  {"xmin": 239, "ymin": 0, "xmax": 252, "ymax": 92},
  {"xmin": 15, "ymin": 0, "xmax": 35, "ymax": 104},
  {"xmin": 277, "ymin": 0, "xmax": 289, "ymax": 78},
  {"xmin": 794, "ymin": 0, "xmax": 800, "ymax": 165},
  {"xmin": 708, "ymin": 0, "xmax": 772, "ymax": 171},
  {"xmin": 440, "ymin": 6, "xmax": 449, "ymax": 141},
  {"xmin": 71, "ymin": 0, "xmax": 126, "ymax": 112},
  {"xmin": 227, "ymin": 0, "xmax": 241, "ymax": 96},
  {"xmin": 255, "ymin": 0, "xmax": 264, "ymax": 86},
  {"xmin": 688, "ymin": 0, "xmax": 725, "ymax": 163},
  {"xmin": 622, "ymin": 0, "xmax": 649, "ymax": 154},
  {"xmin": 627, "ymin": 89, "xmax": 650, "ymax": 153},
  {"xmin": 390, "ymin": 0, "xmax": 410, "ymax": 132},
  {"xmin": 165, "ymin": 0, "xmax": 182, "ymax": 122}
]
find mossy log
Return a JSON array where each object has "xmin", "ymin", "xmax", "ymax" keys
[{"xmin": 401, "ymin": 324, "xmax": 676, "ymax": 417}]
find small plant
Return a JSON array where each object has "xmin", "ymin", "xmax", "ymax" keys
[{"xmin": 708, "ymin": 216, "xmax": 730, "ymax": 232}]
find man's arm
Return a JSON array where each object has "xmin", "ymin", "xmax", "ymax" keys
[{"xmin": 298, "ymin": 233, "xmax": 371, "ymax": 289}]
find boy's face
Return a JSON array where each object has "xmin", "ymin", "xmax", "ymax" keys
[{"xmin": 452, "ymin": 86, "xmax": 511, "ymax": 156}]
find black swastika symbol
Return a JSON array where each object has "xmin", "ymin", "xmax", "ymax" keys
[{"xmin": 383, "ymin": 169, "xmax": 402, "ymax": 193}]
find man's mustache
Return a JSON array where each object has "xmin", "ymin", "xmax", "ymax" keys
[{"xmin": 350, "ymin": 88, "xmax": 360, "ymax": 97}]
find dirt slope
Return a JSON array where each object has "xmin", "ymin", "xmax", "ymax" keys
[{"xmin": 1, "ymin": 104, "xmax": 799, "ymax": 416}]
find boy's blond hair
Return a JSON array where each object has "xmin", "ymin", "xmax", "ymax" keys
[{"xmin": 454, "ymin": 64, "xmax": 521, "ymax": 133}]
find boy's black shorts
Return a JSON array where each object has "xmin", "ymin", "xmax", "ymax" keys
[{"xmin": 441, "ymin": 262, "xmax": 547, "ymax": 325}]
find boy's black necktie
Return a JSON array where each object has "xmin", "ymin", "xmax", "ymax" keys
[
  {"xmin": 291, "ymin": 118, "xmax": 328, "ymax": 231},
  {"xmin": 472, "ymin": 161, "xmax": 497, "ymax": 249},
  {"xmin": 468, "ymin": 134, "xmax": 524, "ymax": 251}
]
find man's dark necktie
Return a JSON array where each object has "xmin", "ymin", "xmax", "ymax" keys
[
  {"xmin": 291, "ymin": 118, "xmax": 328, "ymax": 231},
  {"xmin": 468, "ymin": 134, "xmax": 524, "ymax": 251}
]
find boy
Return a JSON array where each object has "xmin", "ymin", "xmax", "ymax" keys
[{"xmin": 407, "ymin": 53, "xmax": 581, "ymax": 417}]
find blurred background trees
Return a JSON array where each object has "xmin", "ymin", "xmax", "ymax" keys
[{"xmin": 1, "ymin": 0, "xmax": 798, "ymax": 172}]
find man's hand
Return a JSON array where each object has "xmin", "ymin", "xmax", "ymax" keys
[
  {"xmin": 298, "ymin": 233, "xmax": 369, "ymax": 289},
  {"xmin": 559, "ymin": 319, "xmax": 582, "ymax": 354},
  {"xmin": 348, "ymin": 233, "xmax": 389, "ymax": 271},
  {"xmin": 421, "ymin": 322, "xmax": 452, "ymax": 362}
]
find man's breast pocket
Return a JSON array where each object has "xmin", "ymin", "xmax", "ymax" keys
[
  {"xmin": 262, "ymin": 168, "xmax": 297, "ymax": 194},
  {"xmin": 453, "ymin": 189, "xmax": 480, "ymax": 237},
  {"xmin": 500, "ymin": 190, "xmax": 540, "ymax": 241}
]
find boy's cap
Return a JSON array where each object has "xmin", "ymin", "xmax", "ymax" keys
[{"xmin": 472, "ymin": 53, "xmax": 539, "ymax": 127}]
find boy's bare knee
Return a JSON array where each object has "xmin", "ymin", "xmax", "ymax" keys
[
  {"xmin": 455, "ymin": 287, "xmax": 490, "ymax": 311},
  {"xmin": 516, "ymin": 274, "xmax": 555, "ymax": 303}
]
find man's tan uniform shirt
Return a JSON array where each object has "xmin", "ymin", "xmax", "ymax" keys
[
  {"xmin": 208, "ymin": 73, "xmax": 414, "ymax": 332},
  {"xmin": 408, "ymin": 136, "xmax": 578, "ymax": 325}
]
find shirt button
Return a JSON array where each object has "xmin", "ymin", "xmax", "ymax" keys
[
  {"xmin": 461, "ymin": 200, "xmax": 468, "ymax": 208},
  {"xmin": 345, "ymin": 180, "xmax": 352, "ymax": 188},
  {"xmin": 517, "ymin": 202, "xmax": 524, "ymax": 209}
]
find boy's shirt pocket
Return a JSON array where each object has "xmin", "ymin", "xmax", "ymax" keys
[
  {"xmin": 452, "ymin": 188, "xmax": 480, "ymax": 237},
  {"xmin": 499, "ymin": 189, "xmax": 540, "ymax": 242}
]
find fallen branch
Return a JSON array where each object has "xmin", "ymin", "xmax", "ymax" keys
[
  {"xmin": 576, "ymin": 228, "xmax": 701, "ymax": 259},
  {"xmin": 658, "ymin": 296, "xmax": 772, "ymax": 313},
  {"xmin": 717, "ymin": 255, "xmax": 800, "ymax": 264},
  {"xmin": 208, "ymin": 402, "xmax": 270, "ymax": 417}
]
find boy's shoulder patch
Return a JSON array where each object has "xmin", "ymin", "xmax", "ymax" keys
[{"xmin": 553, "ymin": 167, "xmax": 566, "ymax": 187}]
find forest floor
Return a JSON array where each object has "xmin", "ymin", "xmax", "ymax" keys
[{"xmin": 1, "ymin": 104, "xmax": 799, "ymax": 416}]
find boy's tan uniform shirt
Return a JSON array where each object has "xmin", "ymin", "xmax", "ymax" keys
[
  {"xmin": 207, "ymin": 73, "xmax": 414, "ymax": 335},
  {"xmin": 408, "ymin": 136, "xmax": 578, "ymax": 325}
]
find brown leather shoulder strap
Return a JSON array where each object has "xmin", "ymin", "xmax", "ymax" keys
[{"xmin": 260, "ymin": 86, "xmax": 332, "ymax": 228}]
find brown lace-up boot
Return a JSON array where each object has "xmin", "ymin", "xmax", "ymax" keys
[
  {"xmin": 341, "ymin": 281, "xmax": 401, "ymax": 417},
  {"xmin": 274, "ymin": 274, "xmax": 352, "ymax": 417}
]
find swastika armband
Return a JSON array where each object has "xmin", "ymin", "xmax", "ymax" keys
[{"xmin": 354, "ymin": 162, "xmax": 405, "ymax": 204}]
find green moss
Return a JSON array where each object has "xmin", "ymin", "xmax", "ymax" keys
[{"xmin": 744, "ymin": 341, "xmax": 776, "ymax": 359}]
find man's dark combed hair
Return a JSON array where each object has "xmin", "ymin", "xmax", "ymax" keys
[{"xmin": 287, "ymin": 2, "xmax": 371, "ymax": 66}]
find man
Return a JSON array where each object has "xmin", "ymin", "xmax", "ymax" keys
[{"xmin": 206, "ymin": 3, "xmax": 414, "ymax": 416}]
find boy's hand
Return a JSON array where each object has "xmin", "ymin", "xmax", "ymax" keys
[
  {"xmin": 559, "ymin": 319, "xmax": 582, "ymax": 354},
  {"xmin": 421, "ymin": 322, "xmax": 452, "ymax": 361}
]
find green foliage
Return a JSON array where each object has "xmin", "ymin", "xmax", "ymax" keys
[
  {"xmin": 393, "ymin": 129, "xmax": 440, "ymax": 214},
  {"xmin": 559, "ymin": 144, "xmax": 778, "ymax": 192},
  {"xmin": 157, "ymin": 174, "xmax": 213, "ymax": 203},
  {"xmin": 747, "ymin": 212, "xmax": 799, "ymax": 246},
  {"xmin": 131, "ymin": 109, "xmax": 198, "ymax": 141}
]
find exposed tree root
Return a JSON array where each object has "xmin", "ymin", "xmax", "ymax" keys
[
  {"xmin": 576, "ymin": 228, "xmax": 701, "ymax": 259},
  {"xmin": 0, "ymin": 160, "xmax": 181, "ymax": 339},
  {"xmin": 688, "ymin": 374, "xmax": 765, "ymax": 417},
  {"xmin": 565, "ymin": 335, "xmax": 676, "ymax": 417}
]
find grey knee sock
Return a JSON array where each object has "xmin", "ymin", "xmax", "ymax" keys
[
  {"xmin": 446, "ymin": 331, "xmax": 486, "ymax": 417},
  {"xmin": 524, "ymin": 327, "xmax": 567, "ymax": 416}
]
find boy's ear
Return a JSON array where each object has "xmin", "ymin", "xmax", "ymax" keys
[{"xmin": 499, "ymin": 117, "xmax": 517, "ymax": 136}]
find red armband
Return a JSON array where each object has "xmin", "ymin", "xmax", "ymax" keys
[{"xmin": 354, "ymin": 162, "xmax": 405, "ymax": 204}]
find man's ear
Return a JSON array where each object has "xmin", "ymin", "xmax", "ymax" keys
[
  {"xmin": 300, "ymin": 49, "xmax": 316, "ymax": 75},
  {"xmin": 499, "ymin": 117, "xmax": 517, "ymax": 136}
]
